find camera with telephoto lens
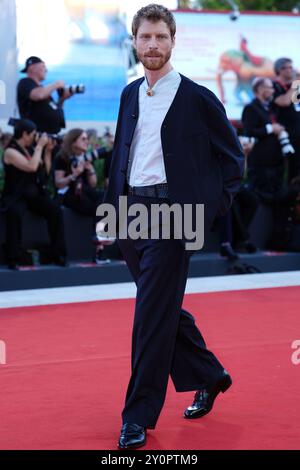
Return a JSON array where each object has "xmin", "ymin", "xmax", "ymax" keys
[
  {"xmin": 8, "ymin": 118, "xmax": 63, "ymax": 144},
  {"xmin": 35, "ymin": 131, "xmax": 63, "ymax": 145},
  {"xmin": 278, "ymin": 130, "xmax": 295, "ymax": 157},
  {"xmin": 70, "ymin": 148, "xmax": 108, "ymax": 169},
  {"xmin": 57, "ymin": 84, "xmax": 85, "ymax": 97}
]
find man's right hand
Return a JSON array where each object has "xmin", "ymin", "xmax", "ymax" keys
[{"xmin": 272, "ymin": 123, "xmax": 285, "ymax": 135}]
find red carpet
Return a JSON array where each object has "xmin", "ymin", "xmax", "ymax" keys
[{"xmin": 0, "ymin": 286, "xmax": 300, "ymax": 450}]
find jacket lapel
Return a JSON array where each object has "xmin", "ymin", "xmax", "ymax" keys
[
  {"xmin": 162, "ymin": 74, "xmax": 188, "ymax": 127},
  {"xmin": 122, "ymin": 78, "xmax": 144, "ymax": 176}
]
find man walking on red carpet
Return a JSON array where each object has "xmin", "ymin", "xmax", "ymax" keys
[{"xmin": 100, "ymin": 4, "xmax": 244, "ymax": 449}]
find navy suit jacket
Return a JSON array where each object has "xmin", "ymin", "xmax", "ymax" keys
[{"xmin": 104, "ymin": 74, "xmax": 244, "ymax": 234}]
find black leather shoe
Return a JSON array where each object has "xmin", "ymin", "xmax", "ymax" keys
[
  {"xmin": 118, "ymin": 423, "xmax": 146, "ymax": 450},
  {"xmin": 184, "ymin": 371, "xmax": 232, "ymax": 419}
]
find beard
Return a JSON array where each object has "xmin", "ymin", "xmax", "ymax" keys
[{"xmin": 137, "ymin": 49, "xmax": 172, "ymax": 71}]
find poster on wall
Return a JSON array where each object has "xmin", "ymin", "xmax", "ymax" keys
[{"xmin": 173, "ymin": 11, "xmax": 300, "ymax": 120}]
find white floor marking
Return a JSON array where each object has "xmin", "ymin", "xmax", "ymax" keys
[{"xmin": 1, "ymin": 271, "xmax": 300, "ymax": 309}]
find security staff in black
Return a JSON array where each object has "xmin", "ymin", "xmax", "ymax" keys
[
  {"xmin": 273, "ymin": 57, "xmax": 300, "ymax": 181},
  {"xmin": 242, "ymin": 77, "xmax": 285, "ymax": 201},
  {"xmin": 17, "ymin": 56, "xmax": 72, "ymax": 134}
]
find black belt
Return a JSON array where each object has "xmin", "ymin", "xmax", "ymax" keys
[{"xmin": 128, "ymin": 183, "xmax": 169, "ymax": 198}]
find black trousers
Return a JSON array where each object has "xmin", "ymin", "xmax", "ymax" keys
[
  {"xmin": 61, "ymin": 186, "xmax": 103, "ymax": 219},
  {"xmin": 247, "ymin": 164, "xmax": 285, "ymax": 202},
  {"xmin": 232, "ymin": 187, "xmax": 259, "ymax": 243},
  {"xmin": 219, "ymin": 210, "xmax": 233, "ymax": 244},
  {"xmin": 5, "ymin": 186, "xmax": 66, "ymax": 264},
  {"xmin": 117, "ymin": 195, "xmax": 225, "ymax": 429}
]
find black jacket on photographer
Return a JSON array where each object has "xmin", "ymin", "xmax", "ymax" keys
[
  {"xmin": 273, "ymin": 80, "xmax": 300, "ymax": 179},
  {"xmin": 17, "ymin": 77, "xmax": 65, "ymax": 134},
  {"xmin": 273, "ymin": 81, "xmax": 300, "ymax": 135},
  {"xmin": 242, "ymin": 98, "xmax": 283, "ymax": 167},
  {"xmin": 242, "ymin": 98, "xmax": 284, "ymax": 197},
  {"xmin": 54, "ymin": 150, "xmax": 109, "ymax": 217}
]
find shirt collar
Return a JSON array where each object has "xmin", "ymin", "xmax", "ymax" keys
[{"xmin": 142, "ymin": 69, "xmax": 180, "ymax": 92}]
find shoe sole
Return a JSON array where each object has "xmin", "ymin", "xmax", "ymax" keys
[
  {"xmin": 118, "ymin": 439, "xmax": 146, "ymax": 450},
  {"xmin": 184, "ymin": 375, "xmax": 232, "ymax": 420}
]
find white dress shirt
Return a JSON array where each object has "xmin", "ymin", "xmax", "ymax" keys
[{"xmin": 128, "ymin": 69, "xmax": 181, "ymax": 186}]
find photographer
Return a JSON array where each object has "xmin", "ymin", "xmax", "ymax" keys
[
  {"xmin": 242, "ymin": 77, "xmax": 286, "ymax": 201},
  {"xmin": 17, "ymin": 56, "xmax": 72, "ymax": 134},
  {"xmin": 54, "ymin": 129, "xmax": 110, "ymax": 263},
  {"xmin": 273, "ymin": 58, "xmax": 300, "ymax": 181},
  {"xmin": 0, "ymin": 119, "xmax": 67, "ymax": 269}
]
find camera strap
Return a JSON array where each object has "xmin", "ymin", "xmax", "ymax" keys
[{"xmin": 274, "ymin": 79, "xmax": 291, "ymax": 93}]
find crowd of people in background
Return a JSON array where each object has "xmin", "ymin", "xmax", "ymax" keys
[
  {"xmin": 215, "ymin": 56, "xmax": 300, "ymax": 261},
  {"xmin": 1, "ymin": 55, "xmax": 300, "ymax": 269},
  {"xmin": 0, "ymin": 122, "xmax": 113, "ymax": 269}
]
